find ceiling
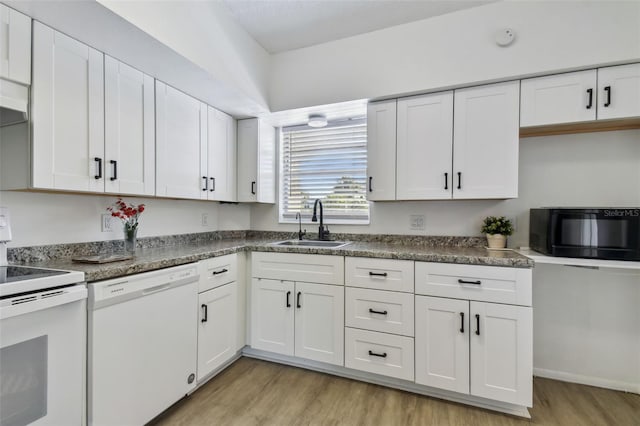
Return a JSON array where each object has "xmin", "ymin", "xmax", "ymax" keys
[{"xmin": 222, "ymin": 0, "xmax": 496, "ymax": 53}]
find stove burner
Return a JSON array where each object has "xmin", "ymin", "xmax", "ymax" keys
[{"xmin": 0, "ymin": 266, "xmax": 68, "ymax": 284}]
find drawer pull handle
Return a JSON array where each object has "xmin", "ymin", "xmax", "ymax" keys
[
  {"xmin": 475, "ymin": 314, "xmax": 480, "ymax": 336},
  {"xmin": 212, "ymin": 268, "xmax": 228, "ymax": 275},
  {"xmin": 369, "ymin": 308, "xmax": 388, "ymax": 316},
  {"xmin": 460, "ymin": 312, "xmax": 464, "ymax": 333},
  {"xmin": 201, "ymin": 304, "xmax": 208, "ymax": 323},
  {"xmin": 458, "ymin": 279, "xmax": 481, "ymax": 285},
  {"xmin": 369, "ymin": 272, "xmax": 388, "ymax": 277},
  {"xmin": 368, "ymin": 350, "xmax": 388, "ymax": 358}
]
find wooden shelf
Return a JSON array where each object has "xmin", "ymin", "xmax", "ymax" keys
[{"xmin": 519, "ymin": 117, "xmax": 640, "ymax": 138}]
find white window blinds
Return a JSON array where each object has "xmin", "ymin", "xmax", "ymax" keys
[{"xmin": 280, "ymin": 119, "xmax": 369, "ymax": 223}]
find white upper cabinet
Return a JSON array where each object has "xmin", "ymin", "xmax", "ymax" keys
[
  {"xmin": 104, "ymin": 56, "xmax": 155, "ymax": 196},
  {"xmin": 396, "ymin": 92, "xmax": 453, "ymax": 200},
  {"xmin": 31, "ymin": 22, "xmax": 105, "ymax": 192},
  {"xmin": 366, "ymin": 100, "xmax": 396, "ymax": 201},
  {"xmin": 155, "ymin": 81, "xmax": 207, "ymax": 200},
  {"xmin": 204, "ymin": 107, "xmax": 237, "ymax": 202},
  {"xmin": 520, "ymin": 70, "xmax": 598, "ymax": 126},
  {"xmin": 597, "ymin": 63, "xmax": 640, "ymax": 120},
  {"xmin": 453, "ymin": 81, "xmax": 520, "ymax": 199},
  {"xmin": 237, "ymin": 118, "xmax": 275, "ymax": 203},
  {"xmin": 0, "ymin": 4, "xmax": 31, "ymax": 85}
]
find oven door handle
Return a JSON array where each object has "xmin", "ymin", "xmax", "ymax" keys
[{"xmin": 0, "ymin": 285, "xmax": 87, "ymax": 320}]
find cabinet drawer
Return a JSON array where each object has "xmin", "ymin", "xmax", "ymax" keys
[
  {"xmin": 251, "ymin": 252, "xmax": 344, "ymax": 285},
  {"xmin": 198, "ymin": 254, "xmax": 237, "ymax": 293},
  {"xmin": 345, "ymin": 328, "xmax": 414, "ymax": 381},
  {"xmin": 345, "ymin": 288, "xmax": 414, "ymax": 336},
  {"xmin": 345, "ymin": 257, "xmax": 414, "ymax": 292},
  {"xmin": 415, "ymin": 262, "xmax": 532, "ymax": 306}
]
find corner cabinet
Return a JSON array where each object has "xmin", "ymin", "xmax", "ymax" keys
[
  {"xmin": 0, "ymin": 3, "xmax": 31, "ymax": 85},
  {"xmin": 31, "ymin": 22, "xmax": 105, "ymax": 192},
  {"xmin": 250, "ymin": 252, "xmax": 344, "ymax": 366},
  {"xmin": 414, "ymin": 262, "xmax": 533, "ymax": 407},
  {"xmin": 366, "ymin": 100, "xmax": 397, "ymax": 201},
  {"xmin": 155, "ymin": 81, "xmax": 207, "ymax": 200},
  {"xmin": 366, "ymin": 81, "xmax": 519, "ymax": 201},
  {"xmin": 237, "ymin": 118, "xmax": 275, "ymax": 203}
]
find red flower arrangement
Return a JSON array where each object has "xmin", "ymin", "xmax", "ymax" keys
[{"xmin": 107, "ymin": 198, "xmax": 145, "ymax": 232}]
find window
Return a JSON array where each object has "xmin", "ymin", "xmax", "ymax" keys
[{"xmin": 280, "ymin": 119, "xmax": 369, "ymax": 224}]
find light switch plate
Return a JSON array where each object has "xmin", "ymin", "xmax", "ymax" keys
[{"xmin": 101, "ymin": 214, "xmax": 113, "ymax": 232}]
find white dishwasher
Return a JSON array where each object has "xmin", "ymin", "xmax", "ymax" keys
[{"xmin": 88, "ymin": 264, "xmax": 199, "ymax": 426}]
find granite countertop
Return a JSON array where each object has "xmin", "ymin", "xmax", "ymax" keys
[{"xmin": 24, "ymin": 236, "xmax": 534, "ymax": 282}]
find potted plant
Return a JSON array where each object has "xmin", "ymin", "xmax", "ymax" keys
[
  {"xmin": 107, "ymin": 198, "xmax": 145, "ymax": 254},
  {"xmin": 481, "ymin": 216, "xmax": 514, "ymax": 249}
]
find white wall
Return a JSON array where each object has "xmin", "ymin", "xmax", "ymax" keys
[
  {"xmin": 252, "ymin": 129, "xmax": 640, "ymax": 246},
  {"xmin": 533, "ymin": 264, "xmax": 640, "ymax": 393},
  {"xmin": 0, "ymin": 191, "xmax": 251, "ymax": 248},
  {"xmin": 98, "ymin": 0, "xmax": 270, "ymax": 115},
  {"xmin": 270, "ymin": 1, "xmax": 640, "ymax": 111}
]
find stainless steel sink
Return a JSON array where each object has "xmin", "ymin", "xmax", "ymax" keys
[{"xmin": 271, "ymin": 240, "xmax": 351, "ymax": 248}]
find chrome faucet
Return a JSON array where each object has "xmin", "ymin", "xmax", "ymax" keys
[
  {"xmin": 311, "ymin": 199, "xmax": 330, "ymax": 241},
  {"xmin": 295, "ymin": 212, "xmax": 306, "ymax": 241}
]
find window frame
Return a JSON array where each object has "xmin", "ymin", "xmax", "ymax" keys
[{"xmin": 278, "ymin": 119, "xmax": 370, "ymax": 225}]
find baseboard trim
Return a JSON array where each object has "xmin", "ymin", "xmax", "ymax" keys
[
  {"xmin": 242, "ymin": 347, "xmax": 531, "ymax": 419},
  {"xmin": 533, "ymin": 368, "xmax": 640, "ymax": 394}
]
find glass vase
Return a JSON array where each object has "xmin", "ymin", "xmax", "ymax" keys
[{"xmin": 124, "ymin": 224, "xmax": 138, "ymax": 255}]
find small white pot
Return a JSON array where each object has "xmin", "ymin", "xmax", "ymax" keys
[{"xmin": 486, "ymin": 234, "xmax": 507, "ymax": 249}]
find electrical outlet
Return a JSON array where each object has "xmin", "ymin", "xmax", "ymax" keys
[
  {"xmin": 101, "ymin": 214, "xmax": 113, "ymax": 232},
  {"xmin": 201, "ymin": 213, "xmax": 209, "ymax": 227},
  {"xmin": 410, "ymin": 214, "xmax": 425, "ymax": 230}
]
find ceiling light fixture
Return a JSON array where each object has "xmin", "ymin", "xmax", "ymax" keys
[{"xmin": 308, "ymin": 113, "xmax": 328, "ymax": 128}]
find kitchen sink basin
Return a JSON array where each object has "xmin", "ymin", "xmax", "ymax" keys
[{"xmin": 271, "ymin": 240, "xmax": 351, "ymax": 248}]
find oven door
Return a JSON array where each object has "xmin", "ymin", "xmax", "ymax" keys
[
  {"xmin": 552, "ymin": 210, "xmax": 640, "ymax": 260},
  {"xmin": 0, "ymin": 284, "xmax": 87, "ymax": 426}
]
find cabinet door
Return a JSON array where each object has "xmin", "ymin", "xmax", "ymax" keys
[
  {"xmin": 0, "ymin": 4, "xmax": 31, "ymax": 84},
  {"xmin": 257, "ymin": 120, "xmax": 276, "ymax": 203},
  {"xmin": 294, "ymin": 281, "xmax": 344, "ymax": 365},
  {"xmin": 453, "ymin": 81, "xmax": 520, "ymax": 199},
  {"xmin": 237, "ymin": 118, "xmax": 258, "ymax": 202},
  {"xmin": 415, "ymin": 296, "xmax": 469, "ymax": 394},
  {"xmin": 598, "ymin": 63, "xmax": 640, "ymax": 120},
  {"xmin": 250, "ymin": 278, "xmax": 294, "ymax": 356},
  {"xmin": 155, "ymin": 81, "xmax": 207, "ymax": 199},
  {"xmin": 207, "ymin": 107, "xmax": 237, "ymax": 201},
  {"xmin": 32, "ymin": 22, "xmax": 104, "ymax": 192},
  {"xmin": 470, "ymin": 301, "xmax": 533, "ymax": 406},
  {"xmin": 197, "ymin": 282, "xmax": 238, "ymax": 381},
  {"xmin": 366, "ymin": 100, "xmax": 396, "ymax": 201},
  {"xmin": 104, "ymin": 56, "xmax": 155, "ymax": 196},
  {"xmin": 397, "ymin": 92, "xmax": 453, "ymax": 200},
  {"xmin": 520, "ymin": 70, "xmax": 597, "ymax": 126}
]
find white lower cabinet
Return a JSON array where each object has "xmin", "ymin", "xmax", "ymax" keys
[
  {"xmin": 197, "ymin": 282, "xmax": 237, "ymax": 381},
  {"xmin": 469, "ymin": 301, "xmax": 533, "ymax": 406},
  {"xmin": 415, "ymin": 296, "xmax": 469, "ymax": 394},
  {"xmin": 415, "ymin": 295, "xmax": 533, "ymax": 406},
  {"xmin": 251, "ymin": 278, "xmax": 344, "ymax": 365}
]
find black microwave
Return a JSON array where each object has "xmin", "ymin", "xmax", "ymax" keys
[{"xmin": 529, "ymin": 208, "xmax": 640, "ymax": 261}]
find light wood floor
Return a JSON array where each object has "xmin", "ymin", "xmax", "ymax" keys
[{"xmin": 151, "ymin": 357, "xmax": 640, "ymax": 426}]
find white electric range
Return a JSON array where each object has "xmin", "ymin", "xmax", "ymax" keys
[{"xmin": 0, "ymin": 207, "xmax": 87, "ymax": 426}]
